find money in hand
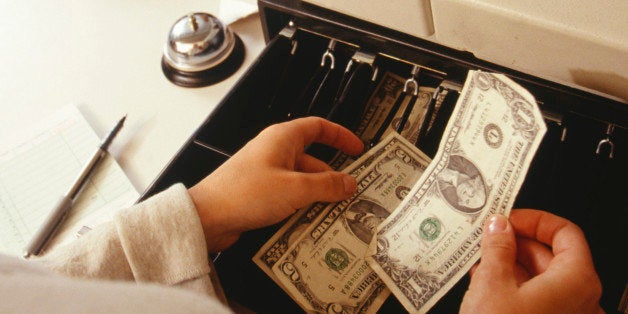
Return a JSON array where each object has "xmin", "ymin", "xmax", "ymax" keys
[
  {"xmin": 252, "ymin": 131, "xmax": 412, "ymax": 281},
  {"xmin": 365, "ymin": 70, "xmax": 547, "ymax": 313},
  {"xmin": 270, "ymin": 133, "xmax": 431, "ymax": 313},
  {"xmin": 253, "ymin": 71, "xmax": 438, "ymax": 280}
]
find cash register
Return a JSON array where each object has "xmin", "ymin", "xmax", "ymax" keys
[{"xmin": 140, "ymin": 0, "xmax": 628, "ymax": 312}]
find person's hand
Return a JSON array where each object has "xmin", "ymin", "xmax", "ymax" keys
[
  {"xmin": 189, "ymin": 117, "xmax": 364, "ymax": 252},
  {"xmin": 460, "ymin": 209, "xmax": 603, "ymax": 313}
]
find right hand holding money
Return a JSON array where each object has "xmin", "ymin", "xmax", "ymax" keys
[{"xmin": 460, "ymin": 209, "xmax": 604, "ymax": 314}]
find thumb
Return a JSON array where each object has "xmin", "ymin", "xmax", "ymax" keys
[
  {"xmin": 461, "ymin": 215, "xmax": 519, "ymax": 314},
  {"xmin": 289, "ymin": 171, "xmax": 357, "ymax": 206},
  {"xmin": 472, "ymin": 214, "xmax": 518, "ymax": 287}
]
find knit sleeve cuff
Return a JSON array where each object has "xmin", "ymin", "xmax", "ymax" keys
[{"xmin": 114, "ymin": 183, "xmax": 210, "ymax": 285}]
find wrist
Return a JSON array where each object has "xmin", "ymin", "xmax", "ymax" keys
[{"xmin": 188, "ymin": 183, "xmax": 241, "ymax": 253}]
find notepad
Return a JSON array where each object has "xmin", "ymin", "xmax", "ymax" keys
[{"xmin": 0, "ymin": 105, "xmax": 139, "ymax": 256}]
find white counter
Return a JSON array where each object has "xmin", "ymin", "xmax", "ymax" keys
[{"xmin": 0, "ymin": 0, "xmax": 265, "ymax": 193}]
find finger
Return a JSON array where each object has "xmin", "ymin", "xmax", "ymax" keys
[
  {"xmin": 515, "ymin": 237, "xmax": 553, "ymax": 276},
  {"xmin": 470, "ymin": 259, "xmax": 531, "ymax": 285},
  {"xmin": 509, "ymin": 209, "xmax": 595, "ymax": 271},
  {"xmin": 509, "ymin": 209, "xmax": 602, "ymax": 308},
  {"xmin": 513, "ymin": 262, "xmax": 532, "ymax": 285},
  {"xmin": 278, "ymin": 117, "xmax": 364, "ymax": 156},
  {"xmin": 295, "ymin": 154, "xmax": 333, "ymax": 173},
  {"xmin": 286, "ymin": 171, "xmax": 356, "ymax": 208},
  {"xmin": 473, "ymin": 214, "xmax": 518, "ymax": 289},
  {"xmin": 468, "ymin": 262, "xmax": 479, "ymax": 277}
]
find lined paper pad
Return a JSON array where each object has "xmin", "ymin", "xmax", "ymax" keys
[{"xmin": 0, "ymin": 105, "xmax": 139, "ymax": 256}]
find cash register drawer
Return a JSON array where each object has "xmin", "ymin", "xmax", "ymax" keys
[{"xmin": 140, "ymin": 0, "xmax": 627, "ymax": 312}]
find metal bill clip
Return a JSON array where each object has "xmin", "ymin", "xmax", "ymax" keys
[{"xmin": 596, "ymin": 123, "xmax": 615, "ymax": 158}]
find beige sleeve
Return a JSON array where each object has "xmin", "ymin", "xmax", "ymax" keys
[{"xmin": 40, "ymin": 183, "xmax": 228, "ymax": 305}]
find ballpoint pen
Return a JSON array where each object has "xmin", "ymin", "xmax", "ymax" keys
[{"xmin": 23, "ymin": 115, "xmax": 127, "ymax": 258}]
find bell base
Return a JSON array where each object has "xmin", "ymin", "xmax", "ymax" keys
[{"xmin": 162, "ymin": 34, "xmax": 245, "ymax": 88}]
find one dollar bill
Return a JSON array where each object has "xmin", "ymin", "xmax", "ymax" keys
[
  {"xmin": 365, "ymin": 70, "xmax": 547, "ymax": 313},
  {"xmin": 271, "ymin": 133, "xmax": 431, "ymax": 313},
  {"xmin": 252, "ymin": 132, "xmax": 413, "ymax": 282}
]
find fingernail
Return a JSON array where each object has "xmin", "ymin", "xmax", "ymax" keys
[
  {"xmin": 488, "ymin": 214, "xmax": 508, "ymax": 234},
  {"xmin": 343, "ymin": 175, "xmax": 357, "ymax": 195}
]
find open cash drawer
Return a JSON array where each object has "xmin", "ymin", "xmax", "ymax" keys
[{"xmin": 140, "ymin": 0, "xmax": 628, "ymax": 312}]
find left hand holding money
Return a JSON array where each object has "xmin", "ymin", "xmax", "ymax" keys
[
  {"xmin": 460, "ymin": 209, "xmax": 603, "ymax": 314},
  {"xmin": 189, "ymin": 117, "xmax": 364, "ymax": 253}
]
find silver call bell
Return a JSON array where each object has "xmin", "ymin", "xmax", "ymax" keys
[{"xmin": 162, "ymin": 12, "xmax": 244, "ymax": 87}]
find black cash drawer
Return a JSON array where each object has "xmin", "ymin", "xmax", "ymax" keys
[{"xmin": 140, "ymin": 0, "xmax": 627, "ymax": 312}]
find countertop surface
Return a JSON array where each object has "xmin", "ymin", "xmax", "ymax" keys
[{"xmin": 0, "ymin": 0, "xmax": 265, "ymax": 194}]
